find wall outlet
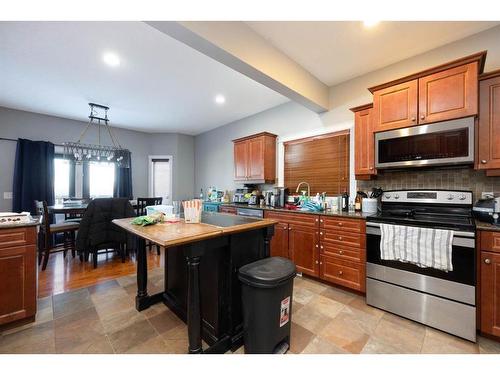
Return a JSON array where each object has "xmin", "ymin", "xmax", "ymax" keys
[
  {"xmin": 482, "ymin": 192, "xmax": 494, "ymax": 199},
  {"xmin": 3, "ymin": 192, "xmax": 13, "ymax": 199}
]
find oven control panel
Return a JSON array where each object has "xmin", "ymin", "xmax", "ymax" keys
[{"xmin": 382, "ymin": 190, "xmax": 472, "ymax": 205}]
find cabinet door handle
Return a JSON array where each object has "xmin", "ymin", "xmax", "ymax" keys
[
  {"xmin": 320, "ymin": 232, "xmax": 323, "ymax": 235},
  {"xmin": 320, "ymin": 245, "xmax": 324, "ymax": 249},
  {"xmin": 315, "ymin": 218, "xmax": 318, "ymax": 222},
  {"xmin": 339, "ymin": 236, "xmax": 343, "ymax": 241},
  {"xmin": 484, "ymin": 258, "xmax": 491, "ymax": 264},
  {"xmin": 315, "ymin": 260, "xmax": 319, "ymax": 264},
  {"xmin": 411, "ymin": 117, "xmax": 416, "ymax": 122},
  {"xmin": 338, "ymin": 222, "xmax": 343, "ymax": 226},
  {"xmin": 320, "ymin": 262, "xmax": 323, "ymax": 265},
  {"xmin": 369, "ymin": 167, "xmax": 374, "ymax": 170},
  {"xmin": 481, "ymin": 160, "xmax": 487, "ymax": 164},
  {"xmin": 420, "ymin": 115, "xmax": 425, "ymax": 120},
  {"xmin": 320, "ymin": 219, "xmax": 323, "ymax": 223},
  {"xmin": 316, "ymin": 244, "xmax": 318, "ymax": 248},
  {"xmin": 339, "ymin": 250, "xmax": 344, "ymax": 255},
  {"xmin": 338, "ymin": 270, "xmax": 343, "ymax": 276},
  {"xmin": 288, "ymin": 227, "xmax": 292, "ymax": 231}
]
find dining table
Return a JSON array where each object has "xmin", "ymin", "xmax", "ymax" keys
[{"xmin": 48, "ymin": 200, "xmax": 138, "ymax": 215}]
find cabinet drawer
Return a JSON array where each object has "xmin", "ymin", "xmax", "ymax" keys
[
  {"xmin": 0, "ymin": 227, "xmax": 36, "ymax": 250},
  {"xmin": 320, "ymin": 216, "xmax": 365, "ymax": 234},
  {"xmin": 321, "ymin": 229, "xmax": 365, "ymax": 249},
  {"xmin": 264, "ymin": 211, "xmax": 319, "ymax": 228},
  {"xmin": 320, "ymin": 243, "xmax": 364, "ymax": 263},
  {"xmin": 481, "ymin": 231, "xmax": 500, "ymax": 253},
  {"xmin": 320, "ymin": 255, "xmax": 365, "ymax": 292},
  {"xmin": 219, "ymin": 206, "xmax": 237, "ymax": 215}
]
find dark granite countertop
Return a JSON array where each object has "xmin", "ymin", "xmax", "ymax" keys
[
  {"xmin": 220, "ymin": 203, "xmax": 370, "ymax": 219},
  {"xmin": 0, "ymin": 215, "xmax": 41, "ymax": 229},
  {"xmin": 475, "ymin": 220, "xmax": 500, "ymax": 232}
]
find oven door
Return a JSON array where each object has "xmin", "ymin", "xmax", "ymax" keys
[
  {"xmin": 366, "ymin": 222, "xmax": 476, "ymax": 305},
  {"xmin": 375, "ymin": 117, "xmax": 474, "ymax": 169}
]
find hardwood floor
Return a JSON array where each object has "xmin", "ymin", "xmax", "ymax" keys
[{"xmin": 38, "ymin": 249, "xmax": 163, "ymax": 298}]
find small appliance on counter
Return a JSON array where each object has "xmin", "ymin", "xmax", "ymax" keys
[
  {"xmin": 248, "ymin": 189, "xmax": 262, "ymax": 206},
  {"xmin": 233, "ymin": 187, "xmax": 252, "ymax": 204},
  {"xmin": 473, "ymin": 197, "xmax": 500, "ymax": 224}
]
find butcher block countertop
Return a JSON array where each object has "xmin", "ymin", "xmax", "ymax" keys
[{"xmin": 112, "ymin": 212, "xmax": 277, "ymax": 247}]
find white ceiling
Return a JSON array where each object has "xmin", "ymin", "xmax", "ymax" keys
[
  {"xmin": 0, "ymin": 21, "xmax": 288, "ymax": 135},
  {"xmin": 246, "ymin": 21, "xmax": 500, "ymax": 86}
]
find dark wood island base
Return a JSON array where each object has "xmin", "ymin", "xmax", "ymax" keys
[{"xmin": 113, "ymin": 213, "xmax": 276, "ymax": 354}]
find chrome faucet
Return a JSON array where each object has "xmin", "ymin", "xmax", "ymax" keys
[{"xmin": 295, "ymin": 182, "xmax": 311, "ymax": 197}]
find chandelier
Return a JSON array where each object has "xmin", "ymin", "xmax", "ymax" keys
[{"xmin": 63, "ymin": 103, "xmax": 131, "ymax": 168}]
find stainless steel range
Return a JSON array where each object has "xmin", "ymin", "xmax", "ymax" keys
[{"xmin": 366, "ymin": 189, "xmax": 476, "ymax": 341}]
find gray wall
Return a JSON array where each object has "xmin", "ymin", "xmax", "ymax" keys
[
  {"xmin": 0, "ymin": 106, "xmax": 195, "ymax": 211},
  {"xmin": 194, "ymin": 25, "xmax": 500, "ymax": 198}
]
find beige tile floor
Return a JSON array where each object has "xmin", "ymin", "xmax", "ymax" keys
[{"xmin": 1, "ymin": 269, "xmax": 499, "ymax": 354}]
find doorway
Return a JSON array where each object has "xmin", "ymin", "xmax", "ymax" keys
[{"xmin": 148, "ymin": 155, "xmax": 173, "ymax": 205}]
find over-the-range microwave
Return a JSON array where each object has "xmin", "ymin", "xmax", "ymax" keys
[{"xmin": 375, "ymin": 117, "xmax": 475, "ymax": 169}]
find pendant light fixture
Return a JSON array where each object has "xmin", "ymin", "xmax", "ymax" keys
[{"xmin": 63, "ymin": 103, "xmax": 130, "ymax": 168}]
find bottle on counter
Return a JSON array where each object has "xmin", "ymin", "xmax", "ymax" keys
[
  {"xmin": 342, "ymin": 191, "xmax": 349, "ymax": 212},
  {"xmin": 199, "ymin": 189, "xmax": 204, "ymax": 200},
  {"xmin": 355, "ymin": 193, "xmax": 362, "ymax": 211}
]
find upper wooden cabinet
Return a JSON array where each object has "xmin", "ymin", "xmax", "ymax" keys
[
  {"xmin": 232, "ymin": 132, "xmax": 277, "ymax": 184},
  {"xmin": 418, "ymin": 63, "xmax": 478, "ymax": 124},
  {"xmin": 370, "ymin": 51, "xmax": 486, "ymax": 132},
  {"xmin": 478, "ymin": 70, "xmax": 500, "ymax": 171},
  {"xmin": 373, "ymin": 80, "xmax": 418, "ymax": 132},
  {"xmin": 351, "ymin": 103, "xmax": 376, "ymax": 179}
]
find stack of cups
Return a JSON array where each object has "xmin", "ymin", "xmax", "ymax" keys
[{"xmin": 183, "ymin": 199, "xmax": 203, "ymax": 223}]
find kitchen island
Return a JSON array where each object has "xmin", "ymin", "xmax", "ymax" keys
[{"xmin": 112, "ymin": 212, "xmax": 276, "ymax": 354}]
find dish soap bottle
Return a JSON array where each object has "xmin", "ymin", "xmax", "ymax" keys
[{"xmin": 342, "ymin": 191, "xmax": 349, "ymax": 212}]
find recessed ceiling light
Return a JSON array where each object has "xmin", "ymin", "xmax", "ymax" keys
[
  {"xmin": 363, "ymin": 20, "xmax": 380, "ymax": 28},
  {"xmin": 103, "ymin": 52, "xmax": 121, "ymax": 67},
  {"xmin": 215, "ymin": 94, "xmax": 226, "ymax": 105}
]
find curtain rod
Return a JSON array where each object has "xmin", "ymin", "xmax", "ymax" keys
[{"xmin": 0, "ymin": 137, "xmax": 64, "ymax": 147}]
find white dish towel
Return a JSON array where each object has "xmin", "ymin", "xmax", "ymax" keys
[{"xmin": 380, "ymin": 223, "xmax": 454, "ymax": 272}]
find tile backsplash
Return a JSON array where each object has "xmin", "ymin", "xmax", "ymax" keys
[{"xmin": 356, "ymin": 168, "xmax": 500, "ymax": 201}]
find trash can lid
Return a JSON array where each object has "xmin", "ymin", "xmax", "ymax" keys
[{"xmin": 238, "ymin": 257, "xmax": 296, "ymax": 288}]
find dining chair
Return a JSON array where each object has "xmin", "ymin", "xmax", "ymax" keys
[
  {"xmin": 35, "ymin": 200, "xmax": 80, "ymax": 271},
  {"xmin": 63, "ymin": 197, "xmax": 91, "ymax": 222},
  {"xmin": 75, "ymin": 198, "xmax": 135, "ymax": 268},
  {"xmin": 136, "ymin": 197, "xmax": 163, "ymax": 255}
]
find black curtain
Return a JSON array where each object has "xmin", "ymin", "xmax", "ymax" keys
[
  {"xmin": 13, "ymin": 138, "xmax": 55, "ymax": 214},
  {"xmin": 113, "ymin": 153, "xmax": 133, "ymax": 199}
]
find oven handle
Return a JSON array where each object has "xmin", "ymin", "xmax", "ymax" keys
[
  {"xmin": 366, "ymin": 222, "xmax": 475, "ymax": 249},
  {"xmin": 366, "ymin": 221, "xmax": 475, "ymax": 238}
]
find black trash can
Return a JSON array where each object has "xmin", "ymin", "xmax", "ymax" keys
[{"xmin": 238, "ymin": 256, "xmax": 297, "ymax": 354}]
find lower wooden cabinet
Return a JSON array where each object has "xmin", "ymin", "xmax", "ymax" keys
[
  {"xmin": 265, "ymin": 211, "xmax": 366, "ymax": 291},
  {"xmin": 0, "ymin": 226, "xmax": 38, "ymax": 327},
  {"xmin": 480, "ymin": 250, "xmax": 500, "ymax": 337},
  {"xmin": 269, "ymin": 222, "xmax": 289, "ymax": 258},
  {"xmin": 289, "ymin": 223, "xmax": 319, "ymax": 276},
  {"xmin": 320, "ymin": 255, "xmax": 366, "ymax": 292}
]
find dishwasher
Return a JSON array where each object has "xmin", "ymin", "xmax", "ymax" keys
[{"xmin": 236, "ymin": 207, "xmax": 264, "ymax": 218}]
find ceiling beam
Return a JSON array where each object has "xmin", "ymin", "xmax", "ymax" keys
[{"xmin": 145, "ymin": 21, "xmax": 329, "ymax": 113}]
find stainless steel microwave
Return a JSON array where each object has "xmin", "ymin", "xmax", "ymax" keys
[{"xmin": 375, "ymin": 117, "xmax": 475, "ymax": 169}]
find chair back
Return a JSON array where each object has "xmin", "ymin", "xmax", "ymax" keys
[
  {"xmin": 34, "ymin": 200, "xmax": 51, "ymax": 234},
  {"xmin": 136, "ymin": 197, "xmax": 163, "ymax": 216},
  {"xmin": 76, "ymin": 198, "xmax": 136, "ymax": 253}
]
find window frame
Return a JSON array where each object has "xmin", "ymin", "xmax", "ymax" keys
[{"xmin": 54, "ymin": 154, "xmax": 76, "ymax": 198}]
